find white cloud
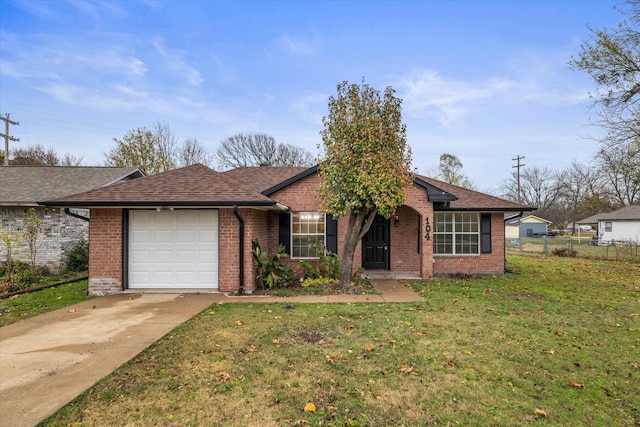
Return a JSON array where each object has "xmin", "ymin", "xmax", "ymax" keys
[
  {"xmin": 291, "ymin": 92, "xmax": 328, "ymax": 124},
  {"xmin": 274, "ymin": 32, "xmax": 318, "ymax": 56},
  {"xmin": 399, "ymin": 70, "xmax": 515, "ymax": 125},
  {"xmin": 153, "ymin": 39, "xmax": 204, "ymax": 86}
]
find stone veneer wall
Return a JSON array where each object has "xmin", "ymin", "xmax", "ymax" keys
[{"xmin": 0, "ymin": 207, "xmax": 88, "ymax": 272}]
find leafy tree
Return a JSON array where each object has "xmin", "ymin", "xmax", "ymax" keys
[
  {"xmin": 105, "ymin": 122, "xmax": 213, "ymax": 174},
  {"xmin": 0, "ymin": 226, "xmax": 22, "ymax": 283},
  {"xmin": 319, "ymin": 80, "xmax": 413, "ymax": 288},
  {"xmin": 569, "ymin": 1, "xmax": 640, "ymax": 150},
  {"xmin": 433, "ymin": 153, "xmax": 473, "ymax": 188},
  {"xmin": 9, "ymin": 144, "xmax": 82, "ymax": 166},
  {"xmin": 216, "ymin": 133, "xmax": 314, "ymax": 168}
]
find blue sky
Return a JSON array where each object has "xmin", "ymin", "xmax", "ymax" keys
[{"xmin": 0, "ymin": 0, "xmax": 624, "ymax": 192}]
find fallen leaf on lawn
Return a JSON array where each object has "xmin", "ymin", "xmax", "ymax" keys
[
  {"xmin": 325, "ymin": 354, "xmax": 336, "ymax": 364},
  {"xmin": 534, "ymin": 408, "xmax": 547, "ymax": 417},
  {"xmin": 399, "ymin": 365, "xmax": 414, "ymax": 374},
  {"xmin": 629, "ymin": 313, "xmax": 638, "ymax": 318},
  {"xmin": 236, "ymin": 320, "xmax": 244, "ymax": 326},
  {"xmin": 415, "ymin": 331, "xmax": 428, "ymax": 336},
  {"xmin": 444, "ymin": 360, "xmax": 455, "ymax": 368},
  {"xmin": 303, "ymin": 402, "xmax": 317, "ymax": 412},
  {"xmin": 464, "ymin": 350, "xmax": 473, "ymax": 355},
  {"xmin": 272, "ymin": 338, "xmax": 280, "ymax": 344},
  {"xmin": 542, "ymin": 349, "xmax": 554, "ymax": 354},
  {"xmin": 365, "ymin": 345, "xmax": 375, "ymax": 352},
  {"xmin": 56, "ymin": 296, "xmax": 63, "ymax": 300},
  {"xmin": 388, "ymin": 339, "xmax": 397, "ymax": 345},
  {"xmin": 569, "ymin": 381, "xmax": 585, "ymax": 388},
  {"xmin": 274, "ymin": 315, "xmax": 282, "ymax": 320},
  {"xmin": 193, "ymin": 316, "xmax": 200, "ymax": 321}
]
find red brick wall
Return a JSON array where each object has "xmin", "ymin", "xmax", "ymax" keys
[
  {"xmin": 433, "ymin": 212, "xmax": 506, "ymax": 275},
  {"xmin": 88, "ymin": 208, "xmax": 123, "ymax": 295},
  {"xmin": 268, "ymin": 176, "xmax": 437, "ymax": 277},
  {"xmin": 218, "ymin": 208, "xmax": 269, "ymax": 293}
]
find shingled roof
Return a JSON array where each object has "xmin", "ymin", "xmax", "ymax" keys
[
  {"xmin": 0, "ymin": 166, "xmax": 143, "ymax": 206},
  {"xmin": 417, "ymin": 175, "xmax": 534, "ymax": 211},
  {"xmin": 43, "ymin": 164, "xmax": 279, "ymax": 208},
  {"xmin": 577, "ymin": 205, "xmax": 640, "ymax": 223},
  {"xmin": 222, "ymin": 166, "xmax": 310, "ymax": 194}
]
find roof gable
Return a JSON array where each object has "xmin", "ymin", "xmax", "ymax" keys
[
  {"xmin": 0, "ymin": 166, "xmax": 143, "ymax": 206},
  {"xmin": 43, "ymin": 164, "xmax": 276, "ymax": 207}
]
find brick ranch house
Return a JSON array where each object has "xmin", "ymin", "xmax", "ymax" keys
[
  {"xmin": 0, "ymin": 166, "xmax": 142, "ymax": 272},
  {"xmin": 43, "ymin": 164, "xmax": 534, "ymax": 295}
]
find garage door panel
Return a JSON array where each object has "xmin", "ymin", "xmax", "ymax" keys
[{"xmin": 129, "ymin": 210, "xmax": 218, "ymax": 289}]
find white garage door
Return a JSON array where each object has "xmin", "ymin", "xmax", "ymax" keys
[{"xmin": 129, "ymin": 210, "xmax": 218, "ymax": 289}]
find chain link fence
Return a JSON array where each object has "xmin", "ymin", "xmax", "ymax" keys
[{"xmin": 505, "ymin": 237, "xmax": 639, "ymax": 260}]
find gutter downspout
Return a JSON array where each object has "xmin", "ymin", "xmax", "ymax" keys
[
  {"xmin": 504, "ymin": 212, "xmax": 524, "ymax": 272},
  {"xmin": 232, "ymin": 205, "xmax": 245, "ymax": 295}
]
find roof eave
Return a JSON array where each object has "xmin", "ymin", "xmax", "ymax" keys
[
  {"xmin": 40, "ymin": 200, "xmax": 279, "ymax": 208},
  {"xmin": 434, "ymin": 206, "xmax": 537, "ymax": 212}
]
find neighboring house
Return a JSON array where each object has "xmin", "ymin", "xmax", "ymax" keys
[
  {"xmin": 1, "ymin": 166, "xmax": 143, "ymax": 272},
  {"xmin": 577, "ymin": 205, "xmax": 640, "ymax": 245},
  {"xmin": 43, "ymin": 164, "xmax": 534, "ymax": 295},
  {"xmin": 504, "ymin": 215, "xmax": 552, "ymax": 238}
]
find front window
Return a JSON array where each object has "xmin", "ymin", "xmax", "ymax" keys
[
  {"xmin": 433, "ymin": 212, "xmax": 479, "ymax": 255},
  {"xmin": 291, "ymin": 212, "xmax": 325, "ymax": 258},
  {"xmin": 604, "ymin": 221, "xmax": 612, "ymax": 232}
]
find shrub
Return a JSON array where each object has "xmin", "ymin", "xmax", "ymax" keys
[
  {"xmin": 252, "ymin": 240, "xmax": 293, "ymax": 289},
  {"xmin": 66, "ymin": 239, "xmax": 89, "ymax": 272},
  {"xmin": 552, "ymin": 247, "xmax": 577, "ymax": 257}
]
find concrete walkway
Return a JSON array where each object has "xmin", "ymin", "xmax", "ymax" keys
[{"xmin": 0, "ymin": 279, "xmax": 421, "ymax": 427}]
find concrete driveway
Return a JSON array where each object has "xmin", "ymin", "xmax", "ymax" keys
[{"xmin": 0, "ymin": 293, "xmax": 219, "ymax": 427}]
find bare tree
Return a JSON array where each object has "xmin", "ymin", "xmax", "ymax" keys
[
  {"xmin": 501, "ymin": 166, "xmax": 562, "ymax": 216},
  {"xmin": 596, "ymin": 141, "xmax": 640, "ymax": 205},
  {"xmin": 216, "ymin": 133, "xmax": 314, "ymax": 168},
  {"xmin": 10, "ymin": 144, "xmax": 83, "ymax": 166},
  {"xmin": 177, "ymin": 138, "xmax": 215, "ymax": 167},
  {"xmin": 569, "ymin": 1, "xmax": 640, "ymax": 151}
]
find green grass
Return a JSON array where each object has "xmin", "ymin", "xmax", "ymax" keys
[
  {"xmin": 39, "ymin": 256, "xmax": 639, "ymax": 426},
  {"xmin": 0, "ymin": 280, "xmax": 93, "ymax": 327}
]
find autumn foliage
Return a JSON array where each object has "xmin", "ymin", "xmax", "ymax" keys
[{"xmin": 319, "ymin": 79, "xmax": 413, "ymax": 287}]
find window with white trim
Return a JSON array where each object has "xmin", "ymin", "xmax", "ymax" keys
[
  {"xmin": 291, "ymin": 212, "xmax": 326, "ymax": 258},
  {"xmin": 604, "ymin": 221, "xmax": 612, "ymax": 232},
  {"xmin": 433, "ymin": 212, "xmax": 480, "ymax": 255}
]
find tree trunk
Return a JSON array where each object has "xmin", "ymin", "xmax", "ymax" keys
[{"xmin": 339, "ymin": 208, "xmax": 377, "ymax": 289}]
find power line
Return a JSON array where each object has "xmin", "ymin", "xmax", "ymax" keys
[
  {"xmin": 512, "ymin": 155, "xmax": 525, "ymax": 204},
  {"xmin": 1, "ymin": 113, "xmax": 20, "ymax": 166}
]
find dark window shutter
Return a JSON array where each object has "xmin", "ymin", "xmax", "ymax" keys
[
  {"xmin": 279, "ymin": 213, "xmax": 291, "ymax": 255},
  {"xmin": 326, "ymin": 215, "xmax": 338, "ymax": 254},
  {"xmin": 481, "ymin": 213, "xmax": 492, "ymax": 254}
]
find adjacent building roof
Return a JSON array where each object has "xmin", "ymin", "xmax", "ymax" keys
[
  {"xmin": 504, "ymin": 215, "xmax": 552, "ymax": 226},
  {"xmin": 43, "ymin": 164, "xmax": 279, "ymax": 208},
  {"xmin": 0, "ymin": 166, "xmax": 143, "ymax": 207},
  {"xmin": 577, "ymin": 205, "xmax": 640, "ymax": 223}
]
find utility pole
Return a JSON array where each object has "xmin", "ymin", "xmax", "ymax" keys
[
  {"xmin": 512, "ymin": 155, "xmax": 525, "ymax": 204},
  {"xmin": 1, "ymin": 113, "xmax": 20, "ymax": 166}
]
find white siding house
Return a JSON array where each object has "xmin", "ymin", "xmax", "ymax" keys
[{"xmin": 578, "ymin": 205, "xmax": 640, "ymax": 245}]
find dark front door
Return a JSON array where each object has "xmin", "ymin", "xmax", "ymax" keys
[{"xmin": 362, "ymin": 215, "xmax": 390, "ymax": 270}]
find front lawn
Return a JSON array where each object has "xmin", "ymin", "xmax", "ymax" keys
[{"xmin": 41, "ymin": 256, "xmax": 639, "ymax": 426}]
